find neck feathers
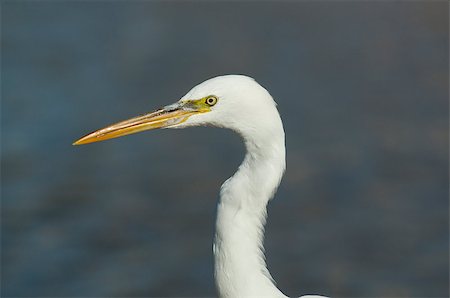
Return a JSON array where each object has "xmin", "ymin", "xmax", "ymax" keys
[{"xmin": 214, "ymin": 118, "xmax": 286, "ymax": 298}]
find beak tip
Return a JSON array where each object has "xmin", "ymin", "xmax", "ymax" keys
[{"xmin": 73, "ymin": 137, "xmax": 89, "ymax": 146}]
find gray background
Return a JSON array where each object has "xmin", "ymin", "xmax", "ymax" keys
[{"xmin": 2, "ymin": 1, "xmax": 448, "ymax": 297}]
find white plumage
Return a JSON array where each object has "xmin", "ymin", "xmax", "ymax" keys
[{"xmin": 74, "ymin": 75, "xmax": 327, "ymax": 298}]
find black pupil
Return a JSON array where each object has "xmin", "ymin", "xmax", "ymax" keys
[{"xmin": 208, "ymin": 98, "xmax": 214, "ymax": 104}]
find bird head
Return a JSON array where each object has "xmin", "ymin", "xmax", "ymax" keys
[{"xmin": 73, "ymin": 75, "xmax": 281, "ymax": 145}]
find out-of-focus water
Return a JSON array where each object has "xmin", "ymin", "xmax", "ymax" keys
[{"xmin": 2, "ymin": 2, "xmax": 448, "ymax": 297}]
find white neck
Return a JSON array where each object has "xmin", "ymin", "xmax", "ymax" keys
[{"xmin": 213, "ymin": 121, "xmax": 287, "ymax": 298}]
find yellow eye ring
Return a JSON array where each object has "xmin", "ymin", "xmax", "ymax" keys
[{"xmin": 205, "ymin": 96, "xmax": 218, "ymax": 106}]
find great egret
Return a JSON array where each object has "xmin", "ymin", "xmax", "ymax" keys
[{"xmin": 74, "ymin": 75, "xmax": 327, "ymax": 298}]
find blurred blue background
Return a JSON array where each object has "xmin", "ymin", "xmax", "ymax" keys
[{"xmin": 2, "ymin": 1, "xmax": 448, "ymax": 297}]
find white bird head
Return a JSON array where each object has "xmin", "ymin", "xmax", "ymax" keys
[{"xmin": 74, "ymin": 75, "xmax": 282, "ymax": 146}]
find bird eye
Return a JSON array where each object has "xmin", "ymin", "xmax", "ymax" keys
[{"xmin": 205, "ymin": 96, "xmax": 218, "ymax": 106}]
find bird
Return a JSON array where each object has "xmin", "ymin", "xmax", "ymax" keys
[{"xmin": 74, "ymin": 75, "xmax": 327, "ymax": 298}]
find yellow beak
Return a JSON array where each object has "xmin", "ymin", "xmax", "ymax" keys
[{"xmin": 73, "ymin": 102, "xmax": 198, "ymax": 145}]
